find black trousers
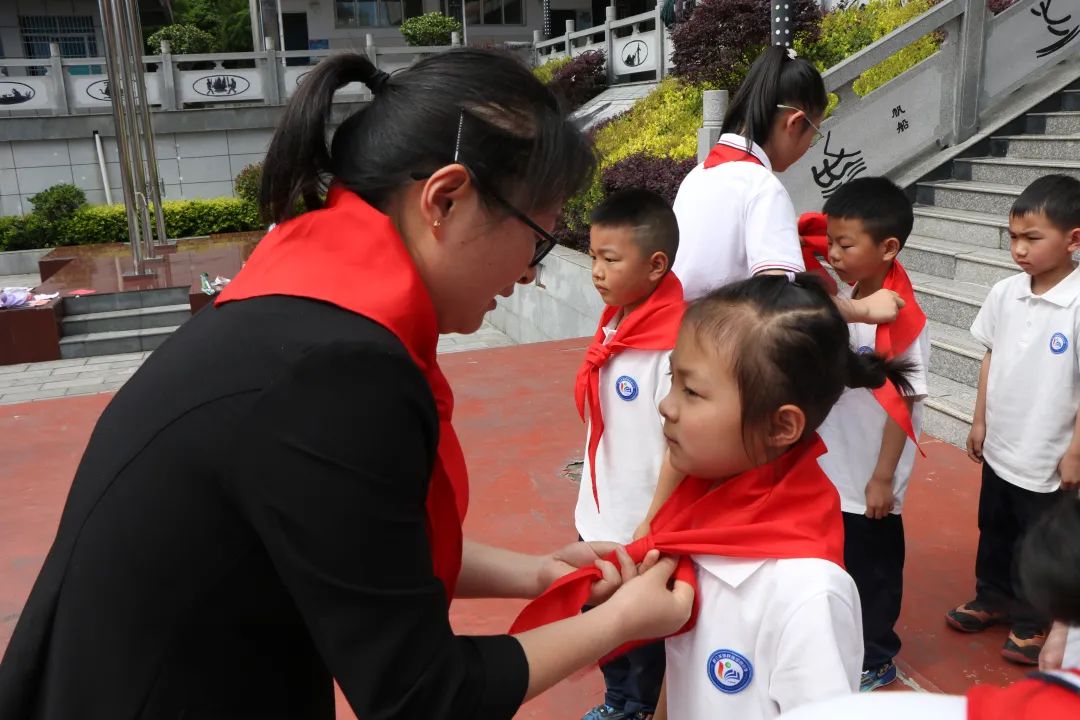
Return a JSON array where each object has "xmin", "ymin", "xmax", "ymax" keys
[
  {"xmin": 599, "ymin": 640, "xmax": 666, "ymax": 714},
  {"xmin": 843, "ymin": 511, "xmax": 905, "ymax": 669},
  {"xmin": 974, "ymin": 461, "xmax": 1060, "ymax": 634}
]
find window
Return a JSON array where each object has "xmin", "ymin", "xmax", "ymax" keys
[
  {"xmin": 445, "ymin": 0, "xmax": 523, "ymax": 25},
  {"xmin": 18, "ymin": 15, "xmax": 100, "ymax": 76},
  {"xmin": 335, "ymin": 0, "xmax": 423, "ymax": 27}
]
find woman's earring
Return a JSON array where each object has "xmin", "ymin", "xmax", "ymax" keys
[{"xmin": 433, "ymin": 219, "xmax": 441, "ymax": 228}]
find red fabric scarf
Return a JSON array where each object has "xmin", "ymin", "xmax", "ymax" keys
[
  {"xmin": 574, "ymin": 272, "xmax": 686, "ymax": 510},
  {"xmin": 510, "ymin": 436, "xmax": 844, "ymax": 658},
  {"xmin": 967, "ymin": 669, "xmax": 1080, "ymax": 719},
  {"xmin": 799, "ymin": 212, "xmax": 927, "ymax": 447},
  {"xmin": 214, "ymin": 186, "xmax": 468, "ymax": 603},
  {"xmin": 705, "ymin": 143, "xmax": 835, "ymax": 288}
]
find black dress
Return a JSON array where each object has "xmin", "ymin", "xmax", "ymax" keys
[{"xmin": 0, "ymin": 295, "xmax": 528, "ymax": 719}]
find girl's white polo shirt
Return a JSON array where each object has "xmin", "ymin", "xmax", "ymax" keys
[
  {"xmin": 575, "ymin": 318, "xmax": 672, "ymax": 545},
  {"xmin": 672, "ymin": 134, "xmax": 806, "ymax": 301},
  {"xmin": 665, "ymin": 556, "xmax": 862, "ymax": 720},
  {"xmin": 971, "ymin": 266, "xmax": 1080, "ymax": 493}
]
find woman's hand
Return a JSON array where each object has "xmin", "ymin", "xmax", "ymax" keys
[
  {"xmin": 604, "ymin": 556, "xmax": 694, "ymax": 641},
  {"xmin": 537, "ymin": 542, "xmax": 660, "ymax": 606},
  {"xmin": 1040, "ymin": 621, "xmax": 1069, "ymax": 671}
]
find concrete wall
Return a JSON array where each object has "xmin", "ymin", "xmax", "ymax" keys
[
  {"xmin": 0, "ymin": 101, "xmax": 366, "ymax": 216},
  {"xmin": 488, "ymin": 245, "xmax": 602, "ymax": 343},
  {"xmin": 0, "ymin": 248, "xmax": 50, "ymax": 275}
]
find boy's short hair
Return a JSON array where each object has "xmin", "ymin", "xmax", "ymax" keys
[
  {"xmin": 1010, "ymin": 174, "xmax": 1080, "ymax": 233},
  {"xmin": 590, "ymin": 188, "xmax": 680, "ymax": 264},
  {"xmin": 822, "ymin": 177, "xmax": 914, "ymax": 249}
]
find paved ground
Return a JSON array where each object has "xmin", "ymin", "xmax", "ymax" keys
[
  {"xmin": 0, "ymin": 274, "xmax": 41, "ymax": 290},
  {"xmin": 0, "ymin": 338, "xmax": 1027, "ymax": 719},
  {"xmin": 0, "ymin": 322, "xmax": 514, "ymax": 405}
]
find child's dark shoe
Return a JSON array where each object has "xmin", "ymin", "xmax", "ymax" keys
[
  {"xmin": 945, "ymin": 600, "xmax": 1007, "ymax": 633},
  {"xmin": 1001, "ymin": 628, "xmax": 1046, "ymax": 666}
]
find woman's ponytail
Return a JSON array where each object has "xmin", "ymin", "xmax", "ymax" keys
[
  {"xmin": 260, "ymin": 53, "xmax": 389, "ymax": 224},
  {"xmin": 846, "ymin": 349, "xmax": 916, "ymax": 397},
  {"xmin": 721, "ymin": 45, "xmax": 826, "ymax": 149}
]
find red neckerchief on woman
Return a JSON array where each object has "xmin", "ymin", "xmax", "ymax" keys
[
  {"xmin": 800, "ymin": 212, "xmax": 926, "ymax": 448},
  {"xmin": 510, "ymin": 435, "xmax": 843, "ymax": 660},
  {"xmin": 575, "ymin": 272, "xmax": 686, "ymax": 510},
  {"xmin": 967, "ymin": 668, "xmax": 1080, "ymax": 718},
  {"xmin": 215, "ymin": 186, "xmax": 469, "ymax": 603}
]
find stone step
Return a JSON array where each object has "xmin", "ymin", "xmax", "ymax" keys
[
  {"xmin": 908, "ymin": 269, "xmax": 989, "ymax": 330},
  {"xmin": 904, "ymin": 236, "xmax": 1018, "ymax": 285},
  {"xmin": 61, "ymin": 304, "xmax": 191, "ymax": 337},
  {"xmin": 927, "ymin": 319, "xmax": 985, "ymax": 388},
  {"xmin": 923, "ymin": 371, "xmax": 977, "ymax": 449},
  {"xmin": 911, "ymin": 205, "xmax": 1008, "ymax": 248},
  {"xmin": 61, "ymin": 287, "xmax": 189, "ymax": 316},
  {"xmin": 915, "ymin": 180, "xmax": 1022, "ymax": 215},
  {"xmin": 990, "ymin": 134, "xmax": 1080, "ymax": 161},
  {"xmin": 59, "ymin": 325, "xmax": 178, "ymax": 360},
  {"xmin": 952, "ymin": 156, "xmax": 1080, "ymax": 185},
  {"xmin": 1061, "ymin": 90, "xmax": 1080, "ymax": 111},
  {"xmin": 1026, "ymin": 111, "xmax": 1080, "ymax": 135}
]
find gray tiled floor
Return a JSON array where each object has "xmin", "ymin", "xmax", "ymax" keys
[
  {"xmin": 0, "ymin": 322, "xmax": 515, "ymax": 405},
  {"xmin": 0, "ymin": 274, "xmax": 43, "ymax": 290}
]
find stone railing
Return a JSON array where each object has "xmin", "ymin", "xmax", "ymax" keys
[
  {"xmin": 533, "ymin": 5, "xmax": 672, "ymax": 82},
  {"xmin": 0, "ymin": 36, "xmax": 464, "ymax": 116},
  {"xmin": 776, "ymin": 0, "xmax": 1080, "ymax": 213}
]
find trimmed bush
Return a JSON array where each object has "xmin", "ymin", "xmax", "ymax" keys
[
  {"xmin": 549, "ymin": 51, "xmax": 607, "ymax": 111},
  {"xmin": 29, "ymin": 184, "xmax": 87, "ymax": 227},
  {"xmin": 400, "ymin": 12, "xmax": 462, "ymax": 46},
  {"xmin": 234, "ymin": 162, "xmax": 262, "ymax": 204},
  {"xmin": 671, "ymin": 0, "xmax": 821, "ymax": 88},
  {"xmin": 797, "ymin": 0, "xmax": 941, "ymax": 99},
  {"xmin": 593, "ymin": 77, "xmax": 703, "ymax": 166},
  {"xmin": 601, "ymin": 154, "xmax": 696, "ymax": 207},
  {"xmin": 0, "ymin": 215, "xmax": 36, "ymax": 253},
  {"xmin": 533, "ymin": 56, "xmax": 572, "ymax": 85},
  {"xmin": 146, "ymin": 24, "xmax": 215, "ymax": 54}
]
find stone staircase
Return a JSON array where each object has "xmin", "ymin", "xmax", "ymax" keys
[
  {"xmin": 906, "ymin": 81, "xmax": 1080, "ymax": 448},
  {"xmin": 58, "ymin": 288, "xmax": 190, "ymax": 360}
]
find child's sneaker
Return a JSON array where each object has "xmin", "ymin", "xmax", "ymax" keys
[
  {"xmin": 945, "ymin": 599, "xmax": 1007, "ymax": 632},
  {"xmin": 582, "ymin": 705, "xmax": 626, "ymax": 720},
  {"xmin": 1000, "ymin": 628, "xmax": 1046, "ymax": 666},
  {"xmin": 860, "ymin": 661, "xmax": 898, "ymax": 692}
]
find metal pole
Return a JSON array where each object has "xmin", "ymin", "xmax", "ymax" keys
[
  {"xmin": 249, "ymin": 0, "xmax": 263, "ymax": 51},
  {"xmin": 771, "ymin": 1, "xmax": 794, "ymax": 48},
  {"xmin": 93, "ymin": 130, "xmax": 113, "ymax": 205},
  {"xmin": 97, "ymin": 0, "xmax": 146, "ymax": 277},
  {"xmin": 123, "ymin": 0, "xmax": 167, "ymax": 255}
]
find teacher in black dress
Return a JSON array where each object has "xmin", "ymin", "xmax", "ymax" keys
[{"xmin": 0, "ymin": 50, "xmax": 693, "ymax": 719}]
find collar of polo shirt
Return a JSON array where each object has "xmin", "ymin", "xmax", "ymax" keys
[{"xmin": 1016, "ymin": 263, "xmax": 1080, "ymax": 306}]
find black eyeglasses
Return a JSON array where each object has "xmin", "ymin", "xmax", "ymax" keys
[{"xmin": 452, "ymin": 110, "xmax": 558, "ymax": 268}]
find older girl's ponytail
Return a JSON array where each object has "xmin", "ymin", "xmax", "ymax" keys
[{"xmin": 260, "ymin": 54, "xmax": 389, "ymax": 224}]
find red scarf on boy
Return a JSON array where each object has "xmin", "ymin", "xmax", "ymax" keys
[
  {"xmin": 799, "ymin": 212, "xmax": 926, "ymax": 446},
  {"xmin": 705, "ymin": 144, "xmax": 835, "ymax": 290},
  {"xmin": 215, "ymin": 186, "xmax": 468, "ymax": 602},
  {"xmin": 510, "ymin": 435, "xmax": 844, "ymax": 658},
  {"xmin": 967, "ymin": 669, "xmax": 1080, "ymax": 718},
  {"xmin": 574, "ymin": 272, "xmax": 686, "ymax": 510}
]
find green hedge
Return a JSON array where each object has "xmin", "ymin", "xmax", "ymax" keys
[{"xmin": 0, "ymin": 198, "xmax": 263, "ymax": 251}]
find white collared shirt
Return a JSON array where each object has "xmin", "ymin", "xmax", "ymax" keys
[
  {"xmin": 665, "ymin": 556, "xmax": 862, "ymax": 720},
  {"xmin": 817, "ymin": 283, "xmax": 930, "ymax": 514},
  {"xmin": 970, "ymin": 266, "xmax": 1080, "ymax": 493},
  {"xmin": 672, "ymin": 134, "xmax": 806, "ymax": 301},
  {"xmin": 575, "ymin": 316, "xmax": 672, "ymax": 544}
]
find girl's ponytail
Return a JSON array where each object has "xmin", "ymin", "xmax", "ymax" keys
[
  {"xmin": 845, "ymin": 349, "xmax": 915, "ymax": 397},
  {"xmin": 260, "ymin": 53, "xmax": 389, "ymax": 224},
  {"xmin": 721, "ymin": 45, "xmax": 827, "ymax": 149}
]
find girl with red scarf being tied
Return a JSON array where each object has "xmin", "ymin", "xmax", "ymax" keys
[
  {"xmin": 0, "ymin": 51, "xmax": 693, "ymax": 720},
  {"xmin": 513, "ymin": 273, "xmax": 916, "ymax": 720}
]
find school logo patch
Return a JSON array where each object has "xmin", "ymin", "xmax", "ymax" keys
[
  {"xmin": 707, "ymin": 649, "xmax": 753, "ymax": 694},
  {"xmin": 1050, "ymin": 332, "xmax": 1069, "ymax": 355},
  {"xmin": 615, "ymin": 375, "xmax": 639, "ymax": 401},
  {"xmin": 857, "ymin": 345, "xmax": 874, "ymax": 355}
]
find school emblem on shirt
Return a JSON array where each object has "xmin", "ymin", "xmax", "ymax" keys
[
  {"xmin": 707, "ymin": 649, "xmax": 753, "ymax": 694},
  {"xmin": 1050, "ymin": 332, "xmax": 1069, "ymax": 355},
  {"xmin": 857, "ymin": 345, "xmax": 874, "ymax": 355},
  {"xmin": 615, "ymin": 375, "xmax": 639, "ymax": 401}
]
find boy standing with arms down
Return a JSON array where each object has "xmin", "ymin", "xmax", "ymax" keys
[
  {"xmin": 813, "ymin": 177, "xmax": 929, "ymax": 692},
  {"xmin": 575, "ymin": 189, "xmax": 684, "ymax": 720},
  {"xmin": 947, "ymin": 174, "xmax": 1080, "ymax": 664}
]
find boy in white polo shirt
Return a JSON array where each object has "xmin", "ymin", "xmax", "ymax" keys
[
  {"xmin": 815, "ymin": 178, "xmax": 929, "ymax": 693},
  {"xmin": 575, "ymin": 188, "xmax": 685, "ymax": 720},
  {"xmin": 947, "ymin": 174, "xmax": 1080, "ymax": 665}
]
